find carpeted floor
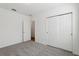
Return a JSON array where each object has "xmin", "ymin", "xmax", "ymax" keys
[{"xmin": 0, "ymin": 40, "xmax": 74, "ymax": 56}]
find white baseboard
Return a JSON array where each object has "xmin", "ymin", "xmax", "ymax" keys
[{"xmin": 0, "ymin": 40, "xmax": 22, "ymax": 48}]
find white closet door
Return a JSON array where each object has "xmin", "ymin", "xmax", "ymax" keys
[
  {"xmin": 48, "ymin": 13, "xmax": 72, "ymax": 51},
  {"xmin": 48, "ymin": 17, "xmax": 58, "ymax": 46}
]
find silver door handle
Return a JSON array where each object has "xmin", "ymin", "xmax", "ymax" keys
[
  {"xmin": 46, "ymin": 32, "xmax": 48, "ymax": 33},
  {"xmin": 71, "ymin": 33, "xmax": 72, "ymax": 36},
  {"xmin": 22, "ymin": 32, "xmax": 25, "ymax": 33}
]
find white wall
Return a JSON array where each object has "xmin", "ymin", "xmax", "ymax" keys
[
  {"xmin": 34, "ymin": 4, "xmax": 79, "ymax": 55},
  {"xmin": 0, "ymin": 8, "xmax": 31, "ymax": 48}
]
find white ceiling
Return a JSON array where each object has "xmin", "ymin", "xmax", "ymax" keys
[{"xmin": 0, "ymin": 3, "xmax": 75, "ymax": 16}]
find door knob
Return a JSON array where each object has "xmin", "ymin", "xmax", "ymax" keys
[
  {"xmin": 46, "ymin": 32, "xmax": 48, "ymax": 33},
  {"xmin": 22, "ymin": 32, "xmax": 25, "ymax": 33},
  {"xmin": 71, "ymin": 33, "xmax": 72, "ymax": 36}
]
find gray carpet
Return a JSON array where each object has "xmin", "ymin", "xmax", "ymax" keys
[{"xmin": 0, "ymin": 40, "xmax": 74, "ymax": 56}]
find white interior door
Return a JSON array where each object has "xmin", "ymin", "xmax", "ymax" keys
[
  {"xmin": 48, "ymin": 13, "xmax": 72, "ymax": 51},
  {"xmin": 22, "ymin": 16, "xmax": 31, "ymax": 42}
]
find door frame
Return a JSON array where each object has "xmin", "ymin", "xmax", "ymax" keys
[{"xmin": 22, "ymin": 19, "xmax": 24, "ymax": 42}]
